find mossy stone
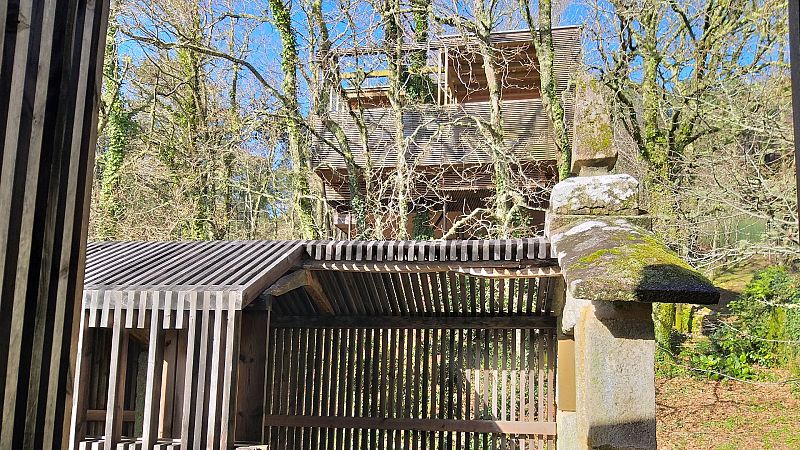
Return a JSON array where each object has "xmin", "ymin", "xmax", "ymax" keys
[{"xmin": 550, "ymin": 219, "xmax": 719, "ymax": 304}]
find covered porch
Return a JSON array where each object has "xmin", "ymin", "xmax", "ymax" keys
[{"xmin": 69, "ymin": 239, "xmax": 562, "ymax": 450}]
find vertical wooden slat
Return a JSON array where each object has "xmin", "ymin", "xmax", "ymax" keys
[
  {"xmin": 205, "ymin": 296, "xmax": 224, "ymax": 448},
  {"xmin": 311, "ymin": 327, "xmax": 323, "ymax": 448},
  {"xmin": 104, "ymin": 309, "xmax": 129, "ymax": 448},
  {"xmin": 323, "ymin": 328, "xmax": 334, "ymax": 450},
  {"xmin": 456, "ymin": 328, "xmax": 464, "ymax": 449},
  {"xmin": 527, "ymin": 328, "xmax": 535, "ymax": 450},
  {"xmin": 264, "ymin": 326, "xmax": 277, "ymax": 448},
  {"xmin": 142, "ymin": 305, "xmax": 165, "ymax": 449},
  {"xmin": 272, "ymin": 328, "xmax": 283, "ymax": 450},
  {"xmin": 502, "ymin": 329, "xmax": 509, "ymax": 422},
  {"xmin": 335, "ymin": 327, "xmax": 346, "ymax": 450},
  {"xmin": 192, "ymin": 294, "xmax": 212, "ymax": 448},
  {"xmin": 68, "ymin": 311, "xmax": 94, "ymax": 447},
  {"xmin": 180, "ymin": 295, "xmax": 199, "ymax": 448},
  {"xmin": 219, "ymin": 298, "xmax": 242, "ymax": 449},
  {"xmin": 289, "ymin": 328, "xmax": 301, "ymax": 448},
  {"xmin": 537, "ymin": 328, "xmax": 546, "ymax": 450},
  {"xmin": 429, "ymin": 328, "xmax": 438, "ymax": 424},
  {"xmin": 546, "ymin": 329, "xmax": 556, "ymax": 450}
]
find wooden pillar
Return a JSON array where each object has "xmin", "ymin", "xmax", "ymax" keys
[
  {"xmin": 104, "ymin": 310, "xmax": 129, "ymax": 448},
  {"xmin": 236, "ymin": 309, "xmax": 270, "ymax": 443},
  {"xmin": 68, "ymin": 309, "xmax": 95, "ymax": 448},
  {"xmin": 142, "ymin": 300, "xmax": 165, "ymax": 449},
  {"xmin": 1, "ymin": 0, "xmax": 109, "ymax": 447}
]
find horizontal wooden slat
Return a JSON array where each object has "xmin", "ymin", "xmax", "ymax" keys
[
  {"xmin": 303, "ymin": 261, "xmax": 557, "ymax": 273},
  {"xmin": 262, "ymin": 415, "xmax": 556, "ymax": 435},
  {"xmin": 85, "ymin": 409, "xmax": 135, "ymax": 422},
  {"xmin": 270, "ymin": 315, "xmax": 557, "ymax": 329}
]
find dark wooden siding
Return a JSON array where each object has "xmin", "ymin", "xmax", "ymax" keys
[
  {"xmin": 0, "ymin": 0, "xmax": 109, "ymax": 447},
  {"xmin": 312, "ymin": 27, "xmax": 581, "ymax": 171},
  {"xmin": 313, "ymin": 99, "xmax": 563, "ymax": 169}
]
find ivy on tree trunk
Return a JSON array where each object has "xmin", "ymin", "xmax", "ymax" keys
[{"xmin": 269, "ymin": 0, "xmax": 320, "ymax": 239}]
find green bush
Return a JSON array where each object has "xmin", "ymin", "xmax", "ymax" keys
[
  {"xmin": 720, "ymin": 266, "xmax": 800, "ymax": 366},
  {"xmin": 666, "ymin": 266, "xmax": 800, "ymax": 382}
]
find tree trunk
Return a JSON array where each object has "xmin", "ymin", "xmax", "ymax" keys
[
  {"xmin": 269, "ymin": 0, "xmax": 320, "ymax": 239},
  {"xmin": 520, "ymin": 0, "xmax": 571, "ymax": 180},
  {"xmin": 475, "ymin": 0, "xmax": 513, "ymax": 235},
  {"xmin": 384, "ymin": 0, "xmax": 410, "ymax": 238},
  {"xmin": 537, "ymin": 0, "xmax": 571, "ymax": 180},
  {"xmin": 97, "ymin": 20, "xmax": 129, "ymax": 239}
]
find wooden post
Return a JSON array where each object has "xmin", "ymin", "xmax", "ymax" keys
[
  {"xmin": 104, "ymin": 309, "xmax": 129, "ymax": 448},
  {"xmin": 68, "ymin": 310, "xmax": 94, "ymax": 449},
  {"xmin": 231, "ymin": 305, "xmax": 271, "ymax": 444},
  {"xmin": 142, "ymin": 299, "xmax": 165, "ymax": 449}
]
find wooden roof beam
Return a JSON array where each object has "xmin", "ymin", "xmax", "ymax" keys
[
  {"xmin": 302, "ymin": 260, "xmax": 559, "ymax": 275},
  {"xmin": 266, "ymin": 270, "xmax": 335, "ymax": 315},
  {"xmin": 271, "ymin": 315, "xmax": 556, "ymax": 329}
]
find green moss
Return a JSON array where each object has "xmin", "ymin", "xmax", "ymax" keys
[
  {"xmin": 575, "ymin": 248, "xmax": 619, "ymax": 267},
  {"xmin": 577, "ymin": 119, "xmax": 613, "ymax": 154},
  {"xmin": 563, "ymin": 223, "xmax": 714, "ymax": 302}
]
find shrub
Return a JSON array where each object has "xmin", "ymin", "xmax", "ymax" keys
[
  {"xmin": 667, "ymin": 266, "xmax": 800, "ymax": 382},
  {"xmin": 721, "ymin": 266, "xmax": 800, "ymax": 367}
]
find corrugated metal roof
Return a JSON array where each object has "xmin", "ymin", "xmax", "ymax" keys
[{"xmin": 81, "ymin": 239, "xmax": 555, "ymax": 316}]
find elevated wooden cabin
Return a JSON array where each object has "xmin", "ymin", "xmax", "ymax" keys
[
  {"xmin": 70, "ymin": 239, "xmax": 562, "ymax": 449},
  {"xmin": 313, "ymin": 27, "xmax": 581, "ymax": 237}
]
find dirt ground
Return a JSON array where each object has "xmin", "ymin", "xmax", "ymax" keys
[{"xmin": 657, "ymin": 375, "xmax": 800, "ymax": 449}]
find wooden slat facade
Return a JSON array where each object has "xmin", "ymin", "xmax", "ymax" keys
[
  {"xmin": 1, "ymin": 0, "xmax": 109, "ymax": 447},
  {"xmin": 312, "ymin": 27, "xmax": 581, "ymax": 171},
  {"xmin": 71, "ymin": 239, "xmax": 561, "ymax": 449},
  {"xmin": 313, "ymin": 99, "xmax": 563, "ymax": 170}
]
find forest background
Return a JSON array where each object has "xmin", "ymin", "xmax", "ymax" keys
[{"xmin": 92, "ymin": 0, "xmax": 800, "ymax": 445}]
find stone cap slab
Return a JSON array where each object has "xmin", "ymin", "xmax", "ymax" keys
[
  {"xmin": 546, "ymin": 213, "xmax": 653, "ymax": 237},
  {"xmin": 549, "ymin": 218, "xmax": 719, "ymax": 304},
  {"xmin": 550, "ymin": 174, "xmax": 639, "ymax": 215}
]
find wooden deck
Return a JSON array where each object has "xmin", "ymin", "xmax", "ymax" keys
[{"xmin": 70, "ymin": 239, "xmax": 561, "ymax": 449}]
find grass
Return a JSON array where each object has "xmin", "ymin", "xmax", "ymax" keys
[
  {"xmin": 658, "ymin": 259, "xmax": 800, "ymax": 449},
  {"xmin": 657, "ymin": 373, "xmax": 800, "ymax": 449}
]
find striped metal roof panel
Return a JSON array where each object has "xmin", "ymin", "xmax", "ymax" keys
[{"xmin": 81, "ymin": 239, "xmax": 554, "ymax": 315}]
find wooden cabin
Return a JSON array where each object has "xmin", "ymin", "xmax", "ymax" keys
[
  {"xmin": 313, "ymin": 28, "xmax": 581, "ymax": 238},
  {"xmin": 69, "ymin": 239, "xmax": 562, "ymax": 449}
]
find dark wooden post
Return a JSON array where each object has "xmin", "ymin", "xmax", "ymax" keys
[
  {"xmin": 789, "ymin": 0, "xmax": 800, "ymax": 222},
  {"xmin": 0, "ymin": 0, "xmax": 109, "ymax": 447}
]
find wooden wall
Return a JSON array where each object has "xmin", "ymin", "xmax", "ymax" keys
[
  {"xmin": 263, "ymin": 326, "xmax": 557, "ymax": 450},
  {"xmin": 0, "ymin": 0, "xmax": 109, "ymax": 447}
]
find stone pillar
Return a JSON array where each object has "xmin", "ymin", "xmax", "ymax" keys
[
  {"xmin": 573, "ymin": 301, "xmax": 656, "ymax": 449},
  {"xmin": 546, "ymin": 174, "xmax": 718, "ymax": 450}
]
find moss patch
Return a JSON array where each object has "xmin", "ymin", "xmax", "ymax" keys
[{"xmin": 552, "ymin": 219, "xmax": 718, "ymax": 304}]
